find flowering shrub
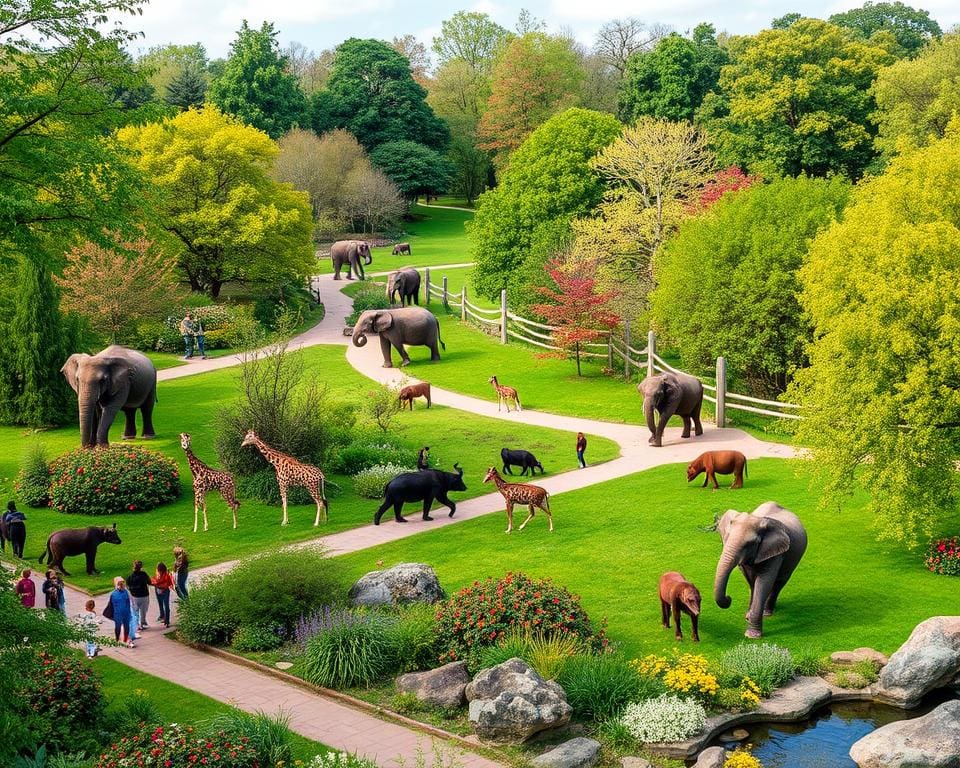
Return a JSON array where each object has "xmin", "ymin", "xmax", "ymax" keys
[
  {"xmin": 26, "ymin": 650, "xmax": 103, "ymax": 751},
  {"xmin": 94, "ymin": 724, "xmax": 259, "ymax": 768},
  {"xmin": 738, "ymin": 677, "xmax": 762, "ymax": 708},
  {"xmin": 330, "ymin": 441, "xmax": 416, "ymax": 475},
  {"xmin": 352, "ymin": 463, "xmax": 416, "ymax": 499},
  {"xmin": 924, "ymin": 536, "xmax": 960, "ymax": 576},
  {"xmin": 48, "ymin": 446, "xmax": 181, "ymax": 515},
  {"xmin": 725, "ymin": 748, "xmax": 764, "ymax": 768},
  {"xmin": 631, "ymin": 653, "xmax": 719, "ymax": 704},
  {"xmin": 307, "ymin": 752, "xmax": 378, "ymax": 768},
  {"xmin": 620, "ymin": 694, "xmax": 706, "ymax": 742},
  {"xmin": 435, "ymin": 572, "xmax": 607, "ymax": 667}
]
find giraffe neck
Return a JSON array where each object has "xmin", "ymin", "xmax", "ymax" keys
[
  {"xmin": 255, "ymin": 438, "xmax": 288, "ymax": 468},
  {"xmin": 491, "ymin": 472, "xmax": 507, "ymax": 491},
  {"xmin": 185, "ymin": 447, "xmax": 205, "ymax": 473}
]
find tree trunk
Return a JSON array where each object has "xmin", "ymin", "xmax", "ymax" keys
[
  {"xmin": 209, "ymin": 280, "xmax": 222, "ymax": 299},
  {"xmin": 575, "ymin": 340, "xmax": 582, "ymax": 376}
]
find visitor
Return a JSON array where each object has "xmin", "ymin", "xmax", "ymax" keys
[
  {"xmin": 576, "ymin": 432, "xmax": 587, "ymax": 468},
  {"xmin": 15, "ymin": 568, "xmax": 35, "ymax": 607},
  {"xmin": 153, "ymin": 561, "xmax": 174, "ymax": 628},
  {"xmin": 195, "ymin": 316, "xmax": 206, "ymax": 359},
  {"xmin": 173, "ymin": 546, "xmax": 189, "ymax": 599},
  {"xmin": 417, "ymin": 446, "xmax": 430, "ymax": 471},
  {"xmin": 108, "ymin": 577, "xmax": 134, "ymax": 647},
  {"xmin": 42, "ymin": 569, "xmax": 64, "ymax": 612},
  {"xmin": 179, "ymin": 313, "xmax": 197, "ymax": 359},
  {"xmin": 78, "ymin": 599, "xmax": 102, "ymax": 657},
  {"xmin": 3, "ymin": 500, "xmax": 26, "ymax": 558},
  {"xmin": 127, "ymin": 560, "xmax": 151, "ymax": 633}
]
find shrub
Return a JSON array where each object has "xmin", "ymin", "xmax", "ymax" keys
[
  {"xmin": 345, "ymin": 282, "xmax": 391, "ymax": 327},
  {"xmin": 558, "ymin": 654, "xmax": 652, "ymax": 721},
  {"xmin": 792, "ymin": 648, "xmax": 827, "ymax": 677},
  {"xmin": 718, "ymin": 643, "xmax": 795, "ymax": 697},
  {"xmin": 301, "ymin": 609, "xmax": 394, "ymax": 688},
  {"xmin": 924, "ymin": 536, "xmax": 960, "ymax": 576},
  {"xmin": 386, "ymin": 602, "xmax": 439, "ymax": 673},
  {"xmin": 95, "ymin": 723, "xmax": 259, "ymax": 768},
  {"xmin": 231, "ymin": 624, "xmax": 283, "ymax": 652},
  {"xmin": 113, "ymin": 689, "xmax": 162, "ymax": 733},
  {"xmin": 435, "ymin": 572, "xmax": 607, "ymax": 668},
  {"xmin": 15, "ymin": 442, "xmax": 50, "ymax": 507},
  {"xmin": 330, "ymin": 441, "xmax": 416, "ymax": 475},
  {"xmin": 631, "ymin": 653, "xmax": 719, "ymax": 704},
  {"xmin": 203, "ymin": 710, "xmax": 294, "ymax": 768},
  {"xmin": 47, "ymin": 446, "xmax": 181, "ymax": 515},
  {"xmin": 478, "ymin": 632, "xmax": 532, "ymax": 672},
  {"xmin": 724, "ymin": 748, "xmax": 764, "ymax": 768},
  {"xmin": 362, "ymin": 383, "xmax": 404, "ymax": 434},
  {"xmin": 620, "ymin": 695, "xmax": 706, "ymax": 743},
  {"xmin": 176, "ymin": 577, "xmax": 239, "ymax": 646},
  {"xmin": 353, "ymin": 463, "xmax": 415, "ymax": 499},
  {"xmin": 307, "ymin": 753, "xmax": 379, "ymax": 768},
  {"xmin": 26, "ymin": 651, "xmax": 104, "ymax": 752}
]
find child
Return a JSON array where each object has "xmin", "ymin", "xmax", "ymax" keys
[{"xmin": 78, "ymin": 599, "xmax": 102, "ymax": 657}]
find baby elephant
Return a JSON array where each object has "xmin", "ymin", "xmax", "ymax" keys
[
  {"xmin": 687, "ymin": 450, "xmax": 747, "ymax": 489},
  {"xmin": 398, "ymin": 382, "xmax": 431, "ymax": 410},
  {"xmin": 659, "ymin": 571, "xmax": 701, "ymax": 642},
  {"xmin": 392, "ymin": 242, "xmax": 411, "ymax": 255}
]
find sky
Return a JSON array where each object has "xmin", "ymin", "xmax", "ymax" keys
[{"xmin": 125, "ymin": 0, "xmax": 959, "ymax": 61}]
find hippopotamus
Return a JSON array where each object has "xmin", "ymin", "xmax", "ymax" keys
[{"xmin": 38, "ymin": 524, "xmax": 122, "ymax": 575}]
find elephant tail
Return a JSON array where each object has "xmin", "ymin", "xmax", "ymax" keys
[
  {"xmin": 436, "ymin": 317, "xmax": 446, "ymax": 351},
  {"xmin": 38, "ymin": 537, "xmax": 50, "ymax": 563}
]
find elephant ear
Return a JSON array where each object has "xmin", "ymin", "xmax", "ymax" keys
[
  {"xmin": 755, "ymin": 519, "xmax": 791, "ymax": 563},
  {"xmin": 103, "ymin": 358, "xmax": 133, "ymax": 397},
  {"xmin": 374, "ymin": 312, "xmax": 394, "ymax": 332},
  {"xmin": 60, "ymin": 354, "xmax": 88, "ymax": 393},
  {"xmin": 717, "ymin": 510, "xmax": 739, "ymax": 540}
]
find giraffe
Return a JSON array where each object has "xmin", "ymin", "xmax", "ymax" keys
[
  {"xmin": 482, "ymin": 466, "xmax": 552, "ymax": 533},
  {"xmin": 180, "ymin": 432, "xmax": 239, "ymax": 533},
  {"xmin": 488, "ymin": 376, "xmax": 522, "ymax": 412},
  {"xmin": 240, "ymin": 430, "xmax": 328, "ymax": 526}
]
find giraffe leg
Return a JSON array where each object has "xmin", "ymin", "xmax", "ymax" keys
[
  {"xmin": 193, "ymin": 495, "xmax": 199, "ymax": 534},
  {"xmin": 203, "ymin": 498, "xmax": 209, "ymax": 532},
  {"xmin": 543, "ymin": 501, "xmax": 554, "ymax": 532},
  {"xmin": 281, "ymin": 488, "xmax": 289, "ymax": 526},
  {"xmin": 505, "ymin": 501, "xmax": 513, "ymax": 534},
  {"xmin": 516, "ymin": 397, "xmax": 522, "ymax": 412},
  {"xmin": 518, "ymin": 504, "xmax": 535, "ymax": 530}
]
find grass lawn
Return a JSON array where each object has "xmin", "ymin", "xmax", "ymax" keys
[
  {"xmin": 331, "ymin": 458, "xmax": 950, "ymax": 661},
  {"xmin": 3, "ymin": 345, "xmax": 617, "ymax": 592},
  {"xmin": 426, "ymin": 197, "xmax": 475, "ymax": 209},
  {"xmin": 95, "ymin": 655, "xmax": 328, "ymax": 761}
]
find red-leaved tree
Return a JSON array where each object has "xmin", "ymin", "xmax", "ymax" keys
[
  {"xmin": 691, "ymin": 166, "xmax": 760, "ymax": 211},
  {"xmin": 532, "ymin": 258, "xmax": 620, "ymax": 376}
]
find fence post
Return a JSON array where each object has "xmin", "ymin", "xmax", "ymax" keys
[
  {"xmin": 623, "ymin": 319, "xmax": 631, "ymax": 379},
  {"xmin": 424, "ymin": 268, "xmax": 431, "ymax": 306},
  {"xmin": 442, "ymin": 276, "xmax": 448, "ymax": 308},
  {"xmin": 716, "ymin": 356, "xmax": 727, "ymax": 428},
  {"xmin": 500, "ymin": 289, "xmax": 508, "ymax": 344},
  {"xmin": 647, "ymin": 330, "xmax": 656, "ymax": 379},
  {"xmin": 460, "ymin": 286, "xmax": 466, "ymax": 322},
  {"xmin": 607, "ymin": 333, "xmax": 613, "ymax": 370}
]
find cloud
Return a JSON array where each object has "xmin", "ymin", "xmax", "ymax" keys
[{"xmin": 216, "ymin": 0, "xmax": 394, "ymax": 25}]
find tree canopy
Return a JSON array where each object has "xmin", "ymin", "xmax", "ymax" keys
[
  {"xmin": 829, "ymin": 1, "xmax": 941, "ymax": 57},
  {"xmin": 370, "ymin": 141, "xmax": 454, "ymax": 200},
  {"xmin": 432, "ymin": 11, "xmax": 509, "ymax": 72}
]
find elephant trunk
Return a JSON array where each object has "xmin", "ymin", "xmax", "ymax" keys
[
  {"xmin": 644, "ymin": 397, "xmax": 658, "ymax": 436},
  {"xmin": 77, "ymin": 385, "xmax": 99, "ymax": 447},
  {"xmin": 385, "ymin": 279, "xmax": 395, "ymax": 302},
  {"xmin": 714, "ymin": 548, "xmax": 738, "ymax": 609},
  {"xmin": 363, "ymin": 251, "xmax": 373, "ymax": 265},
  {"xmin": 351, "ymin": 325, "xmax": 368, "ymax": 347}
]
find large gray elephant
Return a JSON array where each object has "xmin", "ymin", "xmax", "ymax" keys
[
  {"xmin": 714, "ymin": 502, "xmax": 808, "ymax": 638},
  {"xmin": 386, "ymin": 268, "xmax": 421, "ymax": 306},
  {"xmin": 331, "ymin": 240, "xmax": 372, "ymax": 280},
  {"xmin": 352, "ymin": 307, "xmax": 444, "ymax": 367},
  {"xmin": 61, "ymin": 346, "xmax": 158, "ymax": 448},
  {"xmin": 637, "ymin": 371, "xmax": 704, "ymax": 447}
]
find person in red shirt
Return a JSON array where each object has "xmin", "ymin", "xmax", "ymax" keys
[
  {"xmin": 15, "ymin": 568, "xmax": 35, "ymax": 607},
  {"xmin": 153, "ymin": 562, "xmax": 175, "ymax": 628}
]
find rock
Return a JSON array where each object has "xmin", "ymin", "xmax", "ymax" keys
[
  {"xmin": 717, "ymin": 729, "xmax": 749, "ymax": 742},
  {"xmin": 348, "ymin": 563, "xmax": 445, "ymax": 607},
  {"xmin": 825, "ymin": 671, "xmax": 872, "ymax": 689},
  {"xmin": 274, "ymin": 661, "xmax": 293, "ymax": 670},
  {"xmin": 531, "ymin": 737, "xmax": 600, "ymax": 768},
  {"xmin": 466, "ymin": 658, "xmax": 572, "ymax": 743},
  {"xmin": 831, "ymin": 648, "xmax": 889, "ymax": 667},
  {"xmin": 396, "ymin": 661, "xmax": 469, "ymax": 709},
  {"xmin": 876, "ymin": 617, "xmax": 960, "ymax": 707},
  {"xmin": 694, "ymin": 747, "xmax": 728, "ymax": 768},
  {"xmin": 757, "ymin": 676, "xmax": 833, "ymax": 719},
  {"xmin": 619, "ymin": 758, "xmax": 654, "ymax": 768},
  {"xmin": 849, "ymin": 699, "xmax": 960, "ymax": 768}
]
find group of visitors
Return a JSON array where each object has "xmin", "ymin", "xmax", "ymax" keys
[{"xmin": 178, "ymin": 313, "xmax": 207, "ymax": 360}]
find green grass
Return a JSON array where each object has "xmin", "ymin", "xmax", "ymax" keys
[
  {"xmin": 3, "ymin": 344, "xmax": 617, "ymax": 592},
  {"xmin": 95, "ymin": 655, "xmax": 328, "ymax": 761},
  {"xmin": 427, "ymin": 196, "xmax": 475, "ymax": 209},
  {"xmin": 331, "ymin": 457, "xmax": 947, "ymax": 660}
]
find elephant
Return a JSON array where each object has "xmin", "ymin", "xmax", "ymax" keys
[
  {"xmin": 61, "ymin": 346, "xmax": 158, "ymax": 448},
  {"xmin": 351, "ymin": 307, "xmax": 445, "ymax": 368},
  {"xmin": 386, "ymin": 268, "xmax": 421, "ymax": 306},
  {"xmin": 714, "ymin": 502, "xmax": 808, "ymax": 638},
  {"xmin": 331, "ymin": 240, "xmax": 372, "ymax": 280},
  {"xmin": 637, "ymin": 371, "xmax": 704, "ymax": 447}
]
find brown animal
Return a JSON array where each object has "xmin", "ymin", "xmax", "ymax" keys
[
  {"xmin": 659, "ymin": 571, "xmax": 701, "ymax": 642},
  {"xmin": 38, "ymin": 524, "xmax": 122, "ymax": 576},
  {"xmin": 398, "ymin": 382, "xmax": 431, "ymax": 410},
  {"xmin": 181, "ymin": 432, "xmax": 239, "ymax": 532},
  {"xmin": 687, "ymin": 450, "xmax": 747, "ymax": 489},
  {"xmin": 392, "ymin": 242, "xmax": 411, "ymax": 255},
  {"xmin": 483, "ymin": 467, "xmax": 552, "ymax": 533},
  {"xmin": 488, "ymin": 376, "xmax": 521, "ymax": 412},
  {"xmin": 241, "ymin": 430, "xmax": 328, "ymax": 526}
]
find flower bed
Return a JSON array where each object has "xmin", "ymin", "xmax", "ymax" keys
[
  {"xmin": 924, "ymin": 536, "xmax": 960, "ymax": 575},
  {"xmin": 95, "ymin": 723, "xmax": 259, "ymax": 768}
]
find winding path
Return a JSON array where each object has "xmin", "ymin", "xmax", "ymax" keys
[{"xmin": 64, "ymin": 272, "xmax": 795, "ymax": 767}]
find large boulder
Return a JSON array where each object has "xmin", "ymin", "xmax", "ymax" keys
[
  {"xmin": 693, "ymin": 747, "xmax": 728, "ymax": 768},
  {"xmin": 849, "ymin": 699, "xmax": 960, "ymax": 768},
  {"xmin": 531, "ymin": 737, "xmax": 600, "ymax": 768},
  {"xmin": 876, "ymin": 617, "xmax": 960, "ymax": 707},
  {"xmin": 466, "ymin": 658, "xmax": 572, "ymax": 743},
  {"xmin": 396, "ymin": 661, "xmax": 469, "ymax": 709},
  {"xmin": 348, "ymin": 562, "xmax": 445, "ymax": 607}
]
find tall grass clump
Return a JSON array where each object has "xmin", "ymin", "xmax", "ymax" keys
[
  {"xmin": 718, "ymin": 643, "xmax": 795, "ymax": 696},
  {"xmin": 203, "ymin": 710, "xmax": 294, "ymax": 768},
  {"xmin": 557, "ymin": 654, "xmax": 654, "ymax": 721},
  {"xmin": 302, "ymin": 610, "xmax": 394, "ymax": 688}
]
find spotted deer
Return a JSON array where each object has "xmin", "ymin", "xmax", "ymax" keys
[
  {"xmin": 240, "ymin": 430, "xmax": 328, "ymax": 526},
  {"xmin": 488, "ymin": 376, "xmax": 522, "ymax": 412},
  {"xmin": 180, "ymin": 432, "xmax": 239, "ymax": 533},
  {"xmin": 482, "ymin": 466, "xmax": 552, "ymax": 533}
]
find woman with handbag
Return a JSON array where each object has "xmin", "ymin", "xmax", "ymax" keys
[{"xmin": 106, "ymin": 577, "xmax": 134, "ymax": 647}]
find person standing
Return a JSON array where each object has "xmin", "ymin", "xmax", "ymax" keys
[
  {"xmin": 173, "ymin": 546, "xmax": 189, "ymax": 599},
  {"xmin": 15, "ymin": 568, "xmax": 35, "ymax": 607},
  {"xmin": 127, "ymin": 560, "xmax": 151, "ymax": 633},
  {"xmin": 178, "ymin": 313, "xmax": 197, "ymax": 359},
  {"xmin": 42, "ymin": 569, "xmax": 64, "ymax": 612},
  {"xmin": 3, "ymin": 500, "xmax": 26, "ymax": 558},
  {"xmin": 416, "ymin": 446, "xmax": 430, "ymax": 471},
  {"xmin": 78, "ymin": 599, "xmax": 102, "ymax": 657},
  {"xmin": 195, "ymin": 316, "xmax": 206, "ymax": 359},
  {"xmin": 109, "ymin": 577, "xmax": 134, "ymax": 647},
  {"xmin": 153, "ymin": 561, "xmax": 174, "ymax": 628},
  {"xmin": 576, "ymin": 432, "xmax": 587, "ymax": 468}
]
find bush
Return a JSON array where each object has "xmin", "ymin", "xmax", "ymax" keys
[
  {"xmin": 48, "ymin": 446, "xmax": 181, "ymax": 515},
  {"xmin": 558, "ymin": 653, "xmax": 652, "ymax": 721},
  {"xmin": 330, "ymin": 441, "xmax": 416, "ymax": 475},
  {"xmin": 15, "ymin": 442, "xmax": 50, "ymax": 507},
  {"xmin": 231, "ymin": 624, "xmax": 283, "ymax": 653},
  {"xmin": 792, "ymin": 648, "xmax": 827, "ymax": 677},
  {"xmin": 26, "ymin": 651, "xmax": 104, "ymax": 753},
  {"xmin": 631, "ymin": 653, "xmax": 719, "ymax": 704},
  {"xmin": 307, "ymin": 753, "xmax": 379, "ymax": 768},
  {"xmin": 435, "ymin": 572, "xmax": 607, "ymax": 668},
  {"xmin": 176, "ymin": 577, "xmax": 239, "ymax": 646},
  {"xmin": 95, "ymin": 723, "xmax": 259, "ymax": 768},
  {"xmin": 345, "ymin": 282, "xmax": 391, "ymax": 327},
  {"xmin": 301, "ymin": 609, "xmax": 394, "ymax": 688},
  {"xmin": 352, "ymin": 463, "xmax": 415, "ymax": 499},
  {"xmin": 718, "ymin": 643, "xmax": 795, "ymax": 696},
  {"xmin": 478, "ymin": 633, "xmax": 532, "ymax": 672},
  {"xmin": 620, "ymin": 695, "xmax": 706, "ymax": 743},
  {"xmin": 361, "ymin": 383, "xmax": 404, "ymax": 434},
  {"xmin": 386, "ymin": 602, "xmax": 439, "ymax": 673},
  {"xmin": 476, "ymin": 630, "xmax": 581, "ymax": 680},
  {"xmin": 924, "ymin": 536, "xmax": 960, "ymax": 575},
  {"xmin": 724, "ymin": 748, "xmax": 764, "ymax": 768},
  {"xmin": 113, "ymin": 689, "xmax": 162, "ymax": 733},
  {"xmin": 203, "ymin": 710, "xmax": 294, "ymax": 768}
]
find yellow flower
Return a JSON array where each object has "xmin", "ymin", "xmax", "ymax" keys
[{"xmin": 724, "ymin": 748, "xmax": 763, "ymax": 768}]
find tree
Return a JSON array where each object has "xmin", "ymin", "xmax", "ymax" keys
[
  {"xmin": 469, "ymin": 108, "xmax": 621, "ymax": 306},
  {"xmin": 117, "ymin": 106, "xmax": 314, "ymax": 298},
  {"xmin": 699, "ymin": 19, "xmax": 893, "ymax": 179},
  {"xmin": 139, "ymin": 43, "xmax": 208, "ymax": 96},
  {"xmin": 165, "ymin": 63, "xmax": 207, "ymax": 109},
  {"xmin": 594, "ymin": 18, "xmax": 668, "ymax": 75},
  {"xmin": 342, "ymin": 166, "xmax": 406, "ymax": 234},
  {"xmin": 693, "ymin": 166, "xmax": 760, "ymax": 210},
  {"xmin": 532, "ymin": 257, "xmax": 620, "ymax": 376},
  {"xmin": 55, "ymin": 234, "xmax": 184, "ymax": 343},
  {"xmin": 771, "ymin": 12, "xmax": 803, "ymax": 28},
  {"xmin": 432, "ymin": 11, "xmax": 509, "ymax": 72},
  {"xmin": 788, "ymin": 120, "xmax": 960, "ymax": 545},
  {"xmin": 370, "ymin": 141, "xmax": 454, "ymax": 200},
  {"xmin": 283, "ymin": 41, "xmax": 332, "ymax": 94},
  {"xmin": 391, "ymin": 35, "xmax": 431, "ymax": 84},
  {"xmin": 651, "ymin": 176, "xmax": 849, "ymax": 397},
  {"xmin": 208, "ymin": 21, "xmax": 308, "ymax": 139},
  {"xmin": 829, "ymin": 1, "xmax": 941, "ymax": 57}
]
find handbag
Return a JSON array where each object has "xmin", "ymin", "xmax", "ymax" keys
[{"xmin": 102, "ymin": 598, "xmax": 114, "ymax": 620}]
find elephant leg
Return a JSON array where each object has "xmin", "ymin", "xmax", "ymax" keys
[
  {"xmin": 681, "ymin": 415, "xmax": 693, "ymax": 438},
  {"xmin": 396, "ymin": 343, "xmax": 411, "ymax": 367},
  {"xmin": 746, "ymin": 569, "xmax": 777, "ymax": 638},
  {"xmin": 430, "ymin": 342, "xmax": 441, "ymax": 362},
  {"xmin": 121, "ymin": 407, "xmax": 138, "ymax": 439},
  {"xmin": 693, "ymin": 402, "xmax": 704, "ymax": 436},
  {"xmin": 379, "ymin": 336, "xmax": 394, "ymax": 368},
  {"xmin": 140, "ymin": 392, "xmax": 156, "ymax": 438},
  {"xmin": 99, "ymin": 406, "xmax": 120, "ymax": 445},
  {"xmin": 654, "ymin": 407, "xmax": 676, "ymax": 447}
]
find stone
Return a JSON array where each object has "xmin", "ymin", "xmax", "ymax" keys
[
  {"xmin": 831, "ymin": 648, "xmax": 889, "ymax": 667},
  {"xmin": 619, "ymin": 758, "xmax": 654, "ymax": 768},
  {"xmin": 530, "ymin": 737, "xmax": 600, "ymax": 768},
  {"xmin": 876, "ymin": 616, "xmax": 960, "ymax": 707},
  {"xmin": 466, "ymin": 658, "xmax": 572, "ymax": 743},
  {"xmin": 396, "ymin": 661, "xmax": 469, "ymax": 709},
  {"xmin": 849, "ymin": 699, "xmax": 960, "ymax": 768},
  {"xmin": 274, "ymin": 661, "xmax": 293, "ymax": 670},
  {"xmin": 348, "ymin": 563, "xmax": 445, "ymax": 607},
  {"xmin": 757, "ymin": 676, "xmax": 833, "ymax": 719},
  {"xmin": 717, "ymin": 729, "xmax": 749, "ymax": 742},
  {"xmin": 693, "ymin": 747, "xmax": 728, "ymax": 768}
]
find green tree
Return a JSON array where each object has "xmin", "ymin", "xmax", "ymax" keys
[
  {"xmin": 311, "ymin": 38, "xmax": 448, "ymax": 152},
  {"xmin": 139, "ymin": 43, "xmax": 208, "ymax": 96},
  {"xmin": 651, "ymin": 176, "xmax": 849, "ymax": 397},
  {"xmin": 117, "ymin": 106, "xmax": 314, "ymax": 298},
  {"xmin": 208, "ymin": 21, "xmax": 308, "ymax": 139},
  {"xmin": 788, "ymin": 119, "xmax": 960, "ymax": 545},
  {"xmin": 370, "ymin": 141, "xmax": 454, "ymax": 200},
  {"xmin": 771, "ymin": 12, "xmax": 803, "ymax": 28},
  {"xmin": 166, "ymin": 63, "xmax": 207, "ymax": 109},
  {"xmin": 469, "ymin": 108, "xmax": 621, "ymax": 306},
  {"xmin": 432, "ymin": 11, "xmax": 510, "ymax": 72},
  {"xmin": 699, "ymin": 19, "xmax": 893, "ymax": 178},
  {"xmin": 829, "ymin": 1, "xmax": 941, "ymax": 57}
]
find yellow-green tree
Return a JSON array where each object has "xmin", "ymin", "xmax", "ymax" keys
[
  {"xmin": 118, "ymin": 106, "xmax": 314, "ymax": 298},
  {"xmin": 789, "ymin": 119, "xmax": 960, "ymax": 545}
]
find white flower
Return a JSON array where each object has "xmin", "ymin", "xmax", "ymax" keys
[{"xmin": 620, "ymin": 695, "xmax": 706, "ymax": 743}]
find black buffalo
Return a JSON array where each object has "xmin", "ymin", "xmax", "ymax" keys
[
  {"xmin": 39, "ymin": 524, "xmax": 122, "ymax": 575},
  {"xmin": 0, "ymin": 511, "xmax": 26, "ymax": 558},
  {"xmin": 501, "ymin": 448, "xmax": 544, "ymax": 476},
  {"xmin": 375, "ymin": 465, "xmax": 467, "ymax": 525}
]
